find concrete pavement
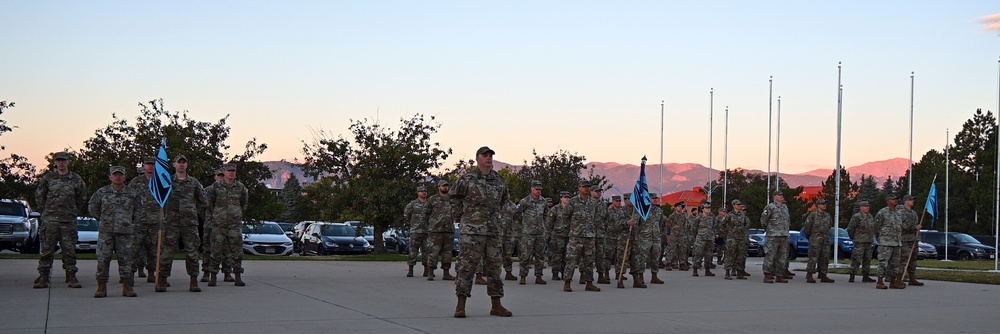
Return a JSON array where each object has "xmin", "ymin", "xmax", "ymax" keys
[{"xmin": 2, "ymin": 258, "xmax": 998, "ymax": 334}]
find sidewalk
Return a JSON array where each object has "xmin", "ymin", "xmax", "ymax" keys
[{"xmin": 1, "ymin": 258, "xmax": 997, "ymax": 334}]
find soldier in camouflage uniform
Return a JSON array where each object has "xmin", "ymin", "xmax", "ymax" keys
[
  {"xmin": 129, "ymin": 157, "xmax": 161, "ymax": 283},
  {"xmin": 156, "ymin": 155, "xmax": 207, "ymax": 293},
  {"xmin": 682, "ymin": 207, "xmax": 698, "ymax": 271},
  {"xmin": 515, "ymin": 180, "xmax": 547, "ymax": 285},
  {"xmin": 874, "ymin": 195, "xmax": 905, "ymax": 289},
  {"xmin": 723, "ymin": 200, "xmax": 751, "ymax": 280},
  {"xmin": 33, "ymin": 151, "xmax": 87, "ymax": 289},
  {"xmin": 425, "ymin": 180, "xmax": 456, "ymax": 281},
  {"xmin": 761, "ymin": 191, "xmax": 790, "ymax": 283},
  {"xmin": 207, "ymin": 163, "xmax": 248, "ymax": 287},
  {"xmin": 804, "ymin": 199, "xmax": 835, "ymax": 283},
  {"xmin": 403, "ymin": 186, "xmax": 430, "ymax": 278},
  {"xmin": 591, "ymin": 186, "xmax": 611, "ymax": 284},
  {"xmin": 546, "ymin": 191, "xmax": 571, "ymax": 281},
  {"xmin": 88, "ymin": 166, "xmax": 141, "ymax": 298},
  {"xmin": 449, "ymin": 146, "xmax": 512, "ymax": 318},
  {"xmin": 664, "ymin": 202, "xmax": 687, "ymax": 270},
  {"xmin": 691, "ymin": 203, "xmax": 717, "ymax": 277},
  {"xmin": 560, "ymin": 180, "xmax": 600, "ymax": 292},
  {"xmin": 499, "ymin": 200, "xmax": 518, "ymax": 281},
  {"xmin": 847, "ymin": 200, "xmax": 876, "ymax": 283},
  {"xmin": 643, "ymin": 195, "xmax": 666, "ymax": 284},
  {"xmin": 625, "ymin": 194, "xmax": 651, "ymax": 288},
  {"xmin": 606, "ymin": 195, "xmax": 629, "ymax": 281},
  {"xmin": 200, "ymin": 169, "xmax": 225, "ymax": 283},
  {"xmin": 900, "ymin": 195, "xmax": 924, "ymax": 286}
]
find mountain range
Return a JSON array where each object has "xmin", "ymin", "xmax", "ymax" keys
[{"xmin": 262, "ymin": 158, "xmax": 910, "ymax": 196}]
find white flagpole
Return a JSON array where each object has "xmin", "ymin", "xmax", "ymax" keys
[
  {"xmin": 945, "ymin": 128, "xmax": 950, "ymax": 261},
  {"xmin": 995, "ymin": 57, "xmax": 1000, "ymax": 272},
  {"xmin": 776, "ymin": 96, "xmax": 782, "ymax": 190},
  {"xmin": 767, "ymin": 76, "xmax": 773, "ymax": 204},
  {"xmin": 709, "ymin": 88, "xmax": 714, "ymax": 202},
  {"xmin": 661, "ymin": 101, "xmax": 664, "ymax": 197},
  {"xmin": 724, "ymin": 106, "xmax": 729, "ymax": 206},
  {"xmin": 835, "ymin": 62, "xmax": 843, "ymax": 265},
  {"xmin": 909, "ymin": 71, "xmax": 915, "ymax": 196}
]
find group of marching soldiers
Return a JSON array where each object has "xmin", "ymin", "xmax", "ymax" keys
[{"xmin": 31, "ymin": 152, "xmax": 248, "ymax": 298}]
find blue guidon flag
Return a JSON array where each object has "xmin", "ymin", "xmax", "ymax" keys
[
  {"xmin": 149, "ymin": 140, "xmax": 173, "ymax": 208},
  {"xmin": 925, "ymin": 182, "xmax": 938, "ymax": 229},
  {"xmin": 629, "ymin": 156, "xmax": 652, "ymax": 221}
]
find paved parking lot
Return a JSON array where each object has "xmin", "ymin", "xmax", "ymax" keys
[{"xmin": 1, "ymin": 258, "xmax": 998, "ymax": 334}]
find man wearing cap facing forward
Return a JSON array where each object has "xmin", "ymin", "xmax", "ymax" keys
[
  {"xmin": 449, "ymin": 146, "xmax": 512, "ymax": 318},
  {"xmin": 665, "ymin": 201, "xmax": 688, "ymax": 271},
  {"xmin": 156, "ymin": 155, "xmax": 207, "ymax": 293},
  {"xmin": 516, "ymin": 180, "xmax": 548, "ymax": 285},
  {"xmin": 34, "ymin": 152, "xmax": 87, "ymax": 289},
  {"xmin": 874, "ymin": 194, "xmax": 905, "ymax": 290},
  {"xmin": 129, "ymin": 157, "xmax": 160, "ymax": 281},
  {"xmin": 847, "ymin": 200, "xmax": 876, "ymax": 283},
  {"xmin": 804, "ymin": 199, "xmax": 834, "ymax": 283},
  {"xmin": 88, "ymin": 166, "xmax": 141, "ymax": 297},
  {"xmin": 900, "ymin": 195, "xmax": 924, "ymax": 286},
  {"xmin": 560, "ymin": 180, "xmax": 600, "ymax": 292},
  {"xmin": 207, "ymin": 163, "xmax": 248, "ymax": 287},
  {"xmin": 403, "ymin": 185, "xmax": 430, "ymax": 278},
  {"xmin": 691, "ymin": 203, "xmax": 716, "ymax": 277},
  {"xmin": 723, "ymin": 200, "xmax": 751, "ymax": 280},
  {"xmin": 425, "ymin": 180, "xmax": 455, "ymax": 281},
  {"xmin": 761, "ymin": 190, "xmax": 790, "ymax": 283}
]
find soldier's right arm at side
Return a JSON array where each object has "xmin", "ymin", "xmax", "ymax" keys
[
  {"xmin": 87, "ymin": 188, "xmax": 103, "ymax": 219},
  {"xmin": 34, "ymin": 175, "xmax": 48, "ymax": 213},
  {"xmin": 803, "ymin": 212, "xmax": 813, "ymax": 236}
]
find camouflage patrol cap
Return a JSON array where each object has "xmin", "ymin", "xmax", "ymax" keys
[
  {"xmin": 773, "ymin": 190, "xmax": 784, "ymax": 197},
  {"xmin": 649, "ymin": 193, "xmax": 659, "ymax": 199},
  {"xmin": 143, "ymin": 156, "xmax": 156, "ymax": 164},
  {"xmin": 623, "ymin": 193, "xmax": 632, "ymax": 199},
  {"xmin": 559, "ymin": 191, "xmax": 571, "ymax": 197},
  {"xmin": 859, "ymin": 200, "xmax": 870, "ymax": 206},
  {"xmin": 887, "ymin": 193, "xmax": 899, "ymax": 200},
  {"xmin": 578, "ymin": 179, "xmax": 591, "ymax": 187},
  {"xmin": 173, "ymin": 155, "xmax": 188, "ymax": 163},
  {"xmin": 731, "ymin": 199, "xmax": 742, "ymax": 206},
  {"xmin": 531, "ymin": 180, "xmax": 543, "ymax": 189},
  {"xmin": 437, "ymin": 180, "xmax": 450, "ymax": 187},
  {"xmin": 214, "ymin": 168, "xmax": 224, "ymax": 175},
  {"xmin": 222, "ymin": 163, "xmax": 236, "ymax": 171},
  {"xmin": 109, "ymin": 166, "xmax": 126, "ymax": 175},
  {"xmin": 417, "ymin": 185, "xmax": 428, "ymax": 192},
  {"xmin": 702, "ymin": 202, "xmax": 712, "ymax": 208},
  {"xmin": 816, "ymin": 199, "xmax": 828, "ymax": 205},
  {"xmin": 476, "ymin": 146, "xmax": 495, "ymax": 156},
  {"xmin": 674, "ymin": 201, "xmax": 686, "ymax": 208},
  {"xmin": 545, "ymin": 197, "xmax": 553, "ymax": 203},
  {"xmin": 53, "ymin": 152, "xmax": 71, "ymax": 160},
  {"xmin": 611, "ymin": 195, "xmax": 622, "ymax": 201},
  {"xmin": 719, "ymin": 206, "xmax": 729, "ymax": 212},
  {"xmin": 903, "ymin": 195, "xmax": 915, "ymax": 201}
]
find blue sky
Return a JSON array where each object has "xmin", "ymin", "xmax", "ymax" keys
[{"xmin": 2, "ymin": 1, "xmax": 999, "ymax": 174}]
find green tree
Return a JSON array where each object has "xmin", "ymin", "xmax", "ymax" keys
[
  {"xmin": 820, "ymin": 167, "xmax": 859, "ymax": 227},
  {"xmin": 712, "ymin": 168, "xmax": 806, "ymax": 230},
  {"xmin": 301, "ymin": 114, "xmax": 451, "ymax": 253},
  {"xmin": 278, "ymin": 174, "xmax": 304, "ymax": 223},
  {"xmin": 0, "ymin": 101, "xmax": 37, "ymax": 201},
  {"xmin": 516, "ymin": 149, "xmax": 588, "ymax": 200},
  {"xmin": 857, "ymin": 175, "xmax": 886, "ymax": 213}
]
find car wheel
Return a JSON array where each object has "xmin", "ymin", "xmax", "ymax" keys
[{"xmin": 958, "ymin": 252, "xmax": 972, "ymax": 261}]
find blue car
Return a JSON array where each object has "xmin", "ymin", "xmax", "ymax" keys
[{"xmin": 794, "ymin": 227, "xmax": 854, "ymax": 258}]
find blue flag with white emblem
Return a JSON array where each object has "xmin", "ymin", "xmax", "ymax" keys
[
  {"xmin": 630, "ymin": 156, "xmax": 652, "ymax": 221},
  {"xmin": 149, "ymin": 140, "xmax": 172, "ymax": 208},
  {"xmin": 925, "ymin": 182, "xmax": 937, "ymax": 228}
]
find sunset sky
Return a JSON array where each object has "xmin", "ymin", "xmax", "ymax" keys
[{"xmin": 2, "ymin": 1, "xmax": 999, "ymax": 175}]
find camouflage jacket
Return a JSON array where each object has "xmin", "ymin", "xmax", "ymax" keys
[
  {"xmin": 899, "ymin": 206, "xmax": 920, "ymax": 242},
  {"xmin": 35, "ymin": 171, "xmax": 87, "ymax": 223},
  {"xmin": 88, "ymin": 184, "xmax": 141, "ymax": 234},
  {"xmin": 128, "ymin": 175, "xmax": 161, "ymax": 224},
  {"xmin": 847, "ymin": 212, "xmax": 875, "ymax": 243},
  {"xmin": 630, "ymin": 206, "xmax": 662, "ymax": 241},
  {"xmin": 593, "ymin": 199, "xmax": 610, "ymax": 239},
  {"xmin": 449, "ymin": 168, "xmax": 510, "ymax": 236},
  {"xmin": 546, "ymin": 204, "xmax": 571, "ymax": 237},
  {"xmin": 164, "ymin": 175, "xmax": 207, "ymax": 227},
  {"xmin": 501, "ymin": 201, "xmax": 517, "ymax": 238},
  {"xmin": 665, "ymin": 211, "xmax": 688, "ymax": 241},
  {"xmin": 684, "ymin": 214, "xmax": 698, "ymax": 239},
  {"xmin": 649, "ymin": 206, "xmax": 665, "ymax": 240},
  {"xmin": 425, "ymin": 194, "xmax": 453, "ymax": 233},
  {"xmin": 607, "ymin": 206, "xmax": 629, "ymax": 239},
  {"xmin": 761, "ymin": 202, "xmax": 790, "ymax": 237},
  {"xmin": 403, "ymin": 198, "xmax": 429, "ymax": 233},
  {"xmin": 723, "ymin": 211, "xmax": 750, "ymax": 239},
  {"xmin": 874, "ymin": 206, "xmax": 903, "ymax": 246},
  {"xmin": 517, "ymin": 195, "xmax": 547, "ymax": 236},
  {"xmin": 695, "ymin": 213, "xmax": 715, "ymax": 241},
  {"xmin": 207, "ymin": 180, "xmax": 248, "ymax": 229},
  {"xmin": 564, "ymin": 195, "xmax": 596, "ymax": 238},
  {"xmin": 803, "ymin": 210, "xmax": 832, "ymax": 245}
]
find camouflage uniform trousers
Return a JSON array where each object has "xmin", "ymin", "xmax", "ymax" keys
[
  {"xmin": 902, "ymin": 240, "xmax": 918, "ymax": 278},
  {"xmin": 595, "ymin": 237, "xmax": 608, "ymax": 273},
  {"xmin": 691, "ymin": 238, "xmax": 714, "ymax": 269},
  {"xmin": 158, "ymin": 225, "xmax": 201, "ymax": 278},
  {"xmin": 724, "ymin": 237, "xmax": 748, "ymax": 272},
  {"xmin": 850, "ymin": 242, "xmax": 873, "ymax": 276},
  {"xmin": 200, "ymin": 227, "xmax": 213, "ymax": 274},
  {"xmin": 563, "ymin": 237, "xmax": 596, "ymax": 282},
  {"xmin": 210, "ymin": 227, "xmax": 244, "ymax": 274},
  {"xmin": 426, "ymin": 232, "xmax": 454, "ymax": 271},
  {"xmin": 96, "ymin": 232, "xmax": 134, "ymax": 281},
  {"xmin": 518, "ymin": 234, "xmax": 546, "ymax": 277},
  {"xmin": 666, "ymin": 236, "xmax": 686, "ymax": 268},
  {"xmin": 762, "ymin": 236, "xmax": 789, "ymax": 275},
  {"xmin": 549, "ymin": 235, "xmax": 569, "ymax": 275},
  {"xmin": 133, "ymin": 222, "xmax": 158, "ymax": 273},
  {"xmin": 455, "ymin": 234, "xmax": 504, "ymax": 298},
  {"xmin": 629, "ymin": 238, "xmax": 651, "ymax": 275},
  {"xmin": 877, "ymin": 245, "xmax": 902, "ymax": 278},
  {"xmin": 37, "ymin": 220, "xmax": 79, "ymax": 275},
  {"xmin": 407, "ymin": 232, "xmax": 429, "ymax": 267},
  {"xmin": 502, "ymin": 232, "xmax": 515, "ymax": 273},
  {"xmin": 611, "ymin": 236, "xmax": 628, "ymax": 277},
  {"xmin": 683, "ymin": 236, "xmax": 694, "ymax": 265},
  {"xmin": 806, "ymin": 235, "xmax": 832, "ymax": 275},
  {"xmin": 646, "ymin": 239, "xmax": 661, "ymax": 272}
]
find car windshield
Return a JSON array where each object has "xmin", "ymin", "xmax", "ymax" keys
[
  {"xmin": 321, "ymin": 225, "xmax": 356, "ymax": 237},
  {"xmin": 243, "ymin": 224, "xmax": 284, "ymax": 235},
  {"xmin": 831, "ymin": 228, "xmax": 849, "ymax": 238},
  {"xmin": 77, "ymin": 219, "xmax": 100, "ymax": 231},
  {"xmin": 953, "ymin": 233, "xmax": 981, "ymax": 244},
  {"xmin": 361, "ymin": 226, "xmax": 374, "ymax": 236},
  {"xmin": 0, "ymin": 202, "xmax": 26, "ymax": 217},
  {"xmin": 276, "ymin": 223, "xmax": 295, "ymax": 231}
]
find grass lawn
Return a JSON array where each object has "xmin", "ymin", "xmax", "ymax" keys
[{"xmin": 822, "ymin": 259, "xmax": 1000, "ymax": 285}]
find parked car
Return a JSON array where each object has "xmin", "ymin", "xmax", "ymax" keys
[
  {"xmin": 0, "ymin": 199, "xmax": 41, "ymax": 254},
  {"xmin": 916, "ymin": 241, "xmax": 938, "ymax": 260},
  {"xmin": 74, "ymin": 217, "xmax": 100, "ymax": 252},
  {"xmin": 383, "ymin": 227, "xmax": 410, "ymax": 254},
  {"xmin": 275, "ymin": 222, "xmax": 296, "ymax": 241},
  {"xmin": 453, "ymin": 223, "xmax": 460, "ymax": 257},
  {"xmin": 242, "ymin": 222, "xmax": 294, "ymax": 256},
  {"xmin": 752, "ymin": 232, "xmax": 798, "ymax": 260},
  {"xmin": 920, "ymin": 231, "xmax": 997, "ymax": 260},
  {"xmin": 747, "ymin": 237, "xmax": 762, "ymax": 257},
  {"xmin": 345, "ymin": 220, "xmax": 376, "ymax": 246},
  {"xmin": 291, "ymin": 220, "xmax": 318, "ymax": 253},
  {"xmin": 300, "ymin": 222, "xmax": 373, "ymax": 255},
  {"xmin": 793, "ymin": 227, "xmax": 854, "ymax": 258}
]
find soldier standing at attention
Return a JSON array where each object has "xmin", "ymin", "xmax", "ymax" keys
[
  {"xmin": 591, "ymin": 185, "xmax": 611, "ymax": 284},
  {"xmin": 626, "ymin": 193, "xmax": 657, "ymax": 288},
  {"xmin": 156, "ymin": 155, "xmax": 207, "ymax": 293},
  {"xmin": 804, "ymin": 199, "xmax": 835, "ymax": 283},
  {"xmin": 129, "ymin": 157, "xmax": 159, "ymax": 281},
  {"xmin": 874, "ymin": 194, "xmax": 905, "ymax": 290},
  {"xmin": 547, "ymin": 191, "xmax": 572, "ymax": 281},
  {"xmin": 516, "ymin": 180, "xmax": 547, "ymax": 285},
  {"xmin": 606, "ymin": 195, "xmax": 629, "ymax": 282},
  {"xmin": 561, "ymin": 180, "xmax": 600, "ymax": 292},
  {"xmin": 691, "ymin": 203, "xmax": 717, "ymax": 277},
  {"xmin": 723, "ymin": 200, "xmax": 751, "ymax": 280},
  {"xmin": 207, "ymin": 163, "xmax": 248, "ymax": 287},
  {"xmin": 200, "ymin": 169, "xmax": 225, "ymax": 283},
  {"xmin": 403, "ymin": 185, "xmax": 430, "ymax": 278},
  {"xmin": 847, "ymin": 201, "xmax": 876, "ymax": 283},
  {"xmin": 664, "ymin": 202, "xmax": 687, "ymax": 271},
  {"xmin": 899, "ymin": 195, "xmax": 924, "ymax": 286},
  {"xmin": 500, "ymin": 200, "xmax": 518, "ymax": 281},
  {"xmin": 450, "ymin": 146, "xmax": 512, "ymax": 318},
  {"xmin": 425, "ymin": 180, "xmax": 455, "ymax": 281},
  {"xmin": 682, "ymin": 206, "xmax": 698, "ymax": 271},
  {"xmin": 761, "ymin": 191, "xmax": 790, "ymax": 284},
  {"xmin": 88, "ymin": 166, "xmax": 140, "ymax": 298},
  {"xmin": 33, "ymin": 151, "xmax": 87, "ymax": 289},
  {"xmin": 644, "ymin": 195, "xmax": 666, "ymax": 284}
]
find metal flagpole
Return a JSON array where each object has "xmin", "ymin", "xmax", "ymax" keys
[
  {"xmin": 709, "ymin": 88, "xmax": 714, "ymax": 202},
  {"xmin": 834, "ymin": 62, "xmax": 843, "ymax": 265},
  {"xmin": 945, "ymin": 129, "xmax": 950, "ymax": 261},
  {"xmin": 767, "ymin": 76, "xmax": 773, "ymax": 204},
  {"xmin": 909, "ymin": 71, "xmax": 915, "ymax": 195},
  {"xmin": 776, "ymin": 96, "xmax": 782, "ymax": 190},
  {"xmin": 995, "ymin": 57, "xmax": 1000, "ymax": 272},
  {"xmin": 724, "ymin": 106, "xmax": 729, "ymax": 206},
  {"xmin": 661, "ymin": 101, "xmax": 664, "ymax": 197}
]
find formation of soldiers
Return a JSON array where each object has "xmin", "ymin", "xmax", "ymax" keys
[{"xmin": 31, "ymin": 152, "xmax": 249, "ymax": 297}]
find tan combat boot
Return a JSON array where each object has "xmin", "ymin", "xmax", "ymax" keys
[
  {"xmin": 155, "ymin": 274, "xmax": 168, "ymax": 292},
  {"xmin": 422, "ymin": 266, "xmax": 429, "ymax": 277},
  {"xmin": 147, "ymin": 270, "xmax": 156, "ymax": 283},
  {"xmin": 66, "ymin": 272, "xmax": 82, "ymax": 288},
  {"xmin": 454, "ymin": 296, "xmax": 467, "ymax": 318},
  {"xmin": 427, "ymin": 269, "xmax": 436, "ymax": 281},
  {"xmin": 490, "ymin": 297, "xmax": 512, "ymax": 317},
  {"xmin": 806, "ymin": 272, "xmax": 816, "ymax": 283},
  {"xmin": 736, "ymin": 270, "xmax": 747, "ymax": 280},
  {"xmin": 584, "ymin": 280, "xmax": 601, "ymax": 292},
  {"xmin": 819, "ymin": 273, "xmax": 835, "ymax": 283},
  {"xmin": 505, "ymin": 271, "xmax": 517, "ymax": 281},
  {"xmin": 739, "ymin": 269, "xmax": 751, "ymax": 277},
  {"xmin": 406, "ymin": 265, "xmax": 414, "ymax": 277},
  {"xmin": 908, "ymin": 276, "xmax": 924, "ymax": 286},
  {"xmin": 563, "ymin": 280, "xmax": 573, "ymax": 292},
  {"xmin": 862, "ymin": 275, "xmax": 876, "ymax": 283},
  {"xmin": 137, "ymin": 268, "xmax": 146, "ymax": 278},
  {"xmin": 763, "ymin": 273, "xmax": 774, "ymax": 284},
  {"xmin": 208, "ymin": 273, "xmax": 217, "ymax": 286},
  {"xmin": 650, "ymin": 272, "xmax": 664, "ymax": 284},
  {"xmin": 475, "ymin": 273, "xmax": 487, "ymax": 285},
  {"xmin": 224, "ymin": 273, "xmax": 235, "ymax": 282},
  {"xmin": 724, "ymin": 270, "xmax": 733, "ymax": 280},
  {"xmin": 876, "ymin": 276, "xmax": 888, "ymax": 289},
  {"xmin": 631, "ymin": 274, "xmax": 647, "ymax": 288},
  {"xmin": 200, "ymin": 271, "xmax": 209, "ymax": 282},
  {"xmin": 849, "ymin": 273, "xmax": 855, "ymax": 283},
  {"xmin": 234, "ymin": 272, "xmax": 245, "ymax": 286},
  {"xmin": 189, "ymin": 275, "xmax": 201, "ymax": 292},
  {"xmin": 889, "ymin": 276, "xmax": 906, "ymax": 289},
  {"xmin": 122, "ymin": 278, "xmax": 137, "ymax": 297},
  {"xmin": 535, "ymin": 276, "xmax": 547, "ymax": 285},
  {"xmin": 33, "ymin": 274, "xmax": 49, "ymax": 289},
  {"xmin": 692, "ymin": 268, "xmax": 699, "ymax": 277},
  {"xmin": 518, "ymin": 275, "xmax": 526, "ymax": 285},
  {"xmin": 704, "ymin": 268, "xmax": 716, "ymax": 277},
  {"xmin": 775, "ymin": 274, "xmax": 789, "ymax": 283},
  {"xmin": 94, "ymin": 278, "xmax": 108, "ymax": 298},
  {"xmin": 442, "ymin": 268, "xmax": 455, "ymax": 281}
]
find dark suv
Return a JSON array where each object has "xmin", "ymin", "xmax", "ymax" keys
[
  {"xmin": 0, "ymin": 199, "xmax": 41, "ymax": 254},
  {"xmin": 920, "ymin": 231, "xmax": 996, "ymax": 261}
]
